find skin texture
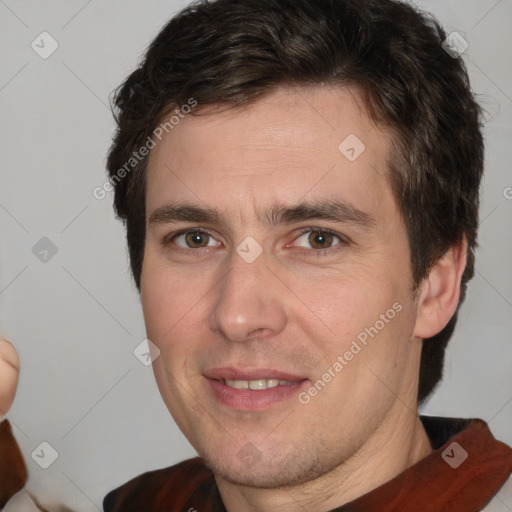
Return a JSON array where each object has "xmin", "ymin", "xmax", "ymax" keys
[
  {"xmin": 140, "ymin": 85, "xmax": 467, "ymax": 512},
  {"xmin": 0, "ymin": 338, "xmax": 19, "ymax": 419}
]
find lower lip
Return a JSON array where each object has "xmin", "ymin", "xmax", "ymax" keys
[{"xmin": 205, "ymin": 378, "xmax": 308, "ymax": 411}]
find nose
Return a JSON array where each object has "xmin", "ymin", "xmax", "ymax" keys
[{"xmin": 208, "ymin": 246, "xmax": 288, "ymax": 343}]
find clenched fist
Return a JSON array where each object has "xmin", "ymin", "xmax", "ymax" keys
[{"xmin": 0, "ymin": 339, "xmax": 20, "ymax": 419}]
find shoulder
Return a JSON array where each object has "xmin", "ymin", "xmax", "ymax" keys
[
  {"xmin": 103, "ymin": 457, "xmax": 215, "ymax": 512},
  {"xmin": 0, "ymin": 420, "xmax": 28, "ymax": 509}
]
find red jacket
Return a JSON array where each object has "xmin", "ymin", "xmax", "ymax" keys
[{"xmin": 2, "ymin": 416, "xmax": 511, "ymax": 511}]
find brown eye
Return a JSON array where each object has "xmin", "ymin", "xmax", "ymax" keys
[
  {"xmin": 291, "ymin": 228, "xmax": 347, "ymax": 257},
  {"xmin": 308, "ymin": 231, "xmax": 334, "ymax": 249},
  {"xmin": 183, "ymin": 231, "xmax": 210, "ymax": 248},
  {"xmin": 168, "ymin": 230, "xmax": 220, "ymax": 250}
]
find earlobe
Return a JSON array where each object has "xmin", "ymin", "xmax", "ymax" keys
[{"xmin": 413, "ymin": 236, "xmax": 468, "ymax": 339}]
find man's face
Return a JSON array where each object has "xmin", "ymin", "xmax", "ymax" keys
[{"xmin": 141, "ymin": 86, "xmax": 423, "ymax": 487}]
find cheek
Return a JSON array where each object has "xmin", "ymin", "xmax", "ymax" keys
[
  {"xmin": 140, "ymin": 259, "xmax": 210, "ymax": 367},
  {"xmin": 292, "ymin": 269, "xmax": 393, "ymax": 339},
  {"xmin": 297, "ymin": 272, "xmax": 415, "ymax": 385},
  {"xmin": 141, "ymin": 284, "xmax": 169, "ymax": 343},
  {"xmin": 141, "ymin": 261, "xmax": 183, "ymax": 345}
]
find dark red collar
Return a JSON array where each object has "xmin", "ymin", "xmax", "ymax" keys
[{"xmin": 330, "ymin": 417, "xmax": 512, "ymax": 511}]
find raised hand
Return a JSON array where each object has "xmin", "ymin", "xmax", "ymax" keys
[{"xmin": 0, "ymin": 339, "xmax": 20, "ymax": 420}]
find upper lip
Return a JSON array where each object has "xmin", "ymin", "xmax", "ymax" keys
[{"xmin": 204, "ymin": 367, "xmax": 307, "ymax": 382}]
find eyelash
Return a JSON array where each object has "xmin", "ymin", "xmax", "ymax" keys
[{"xmin": 162, "ymin": 227, "xmax": 348, "ymax": 258}]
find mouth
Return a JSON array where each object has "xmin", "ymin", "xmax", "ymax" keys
[{"xmin": 203, "ymin": 367, "xmax": 309, "ymax": 410}]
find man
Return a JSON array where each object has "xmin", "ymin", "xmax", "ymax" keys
[
  {"xmin": 1, "ymin": 0, "xmax": 511, "ymax": 510},
  {"xmin": 98, "ymin": 0, "xmax": 512, "ymax": 509}
]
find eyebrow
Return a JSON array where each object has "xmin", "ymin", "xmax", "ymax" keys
[{"xmin": 148, "ymin": 200, "xmax": 375, "ymax": 230}]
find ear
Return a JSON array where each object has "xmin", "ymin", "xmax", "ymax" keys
[{"xmin": 413, "ymin": 236, "xmax": 468, "ymax": 339}]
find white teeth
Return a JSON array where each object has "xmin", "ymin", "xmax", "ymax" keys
[
  {"xmin": 225, "ymin": 379, "xmax": 249, "ymax": 390},
  {"xmin": 249, "ymin": 379, "xmax": 266, "ymax": 390},
  {"xmin": 224, "ymin": 378, "xmax": 293, "ymax": 390}
]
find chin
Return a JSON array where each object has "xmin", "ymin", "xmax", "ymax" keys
[{"xmin": 203, "ymin": 449, "xmax": 332, "ymax": 489}]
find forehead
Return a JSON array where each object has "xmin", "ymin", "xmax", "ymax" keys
[{"xmin": 145, "ymin": 85, "xmax": 396, "ymax": 224}]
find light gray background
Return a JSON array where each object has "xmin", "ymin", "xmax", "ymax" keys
[{"xmin": 0, "ymin": 1, "xmax": 511, "ymax": 510}]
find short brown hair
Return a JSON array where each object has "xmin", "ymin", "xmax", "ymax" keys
[{"xmin": 107, "ymin": 0, "xmax": 484, "ymax": 404}]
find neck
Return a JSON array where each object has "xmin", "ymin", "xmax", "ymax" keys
[{"xmin": 216, "ymin": 406, "xmax": 433, "ymax": 512}]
